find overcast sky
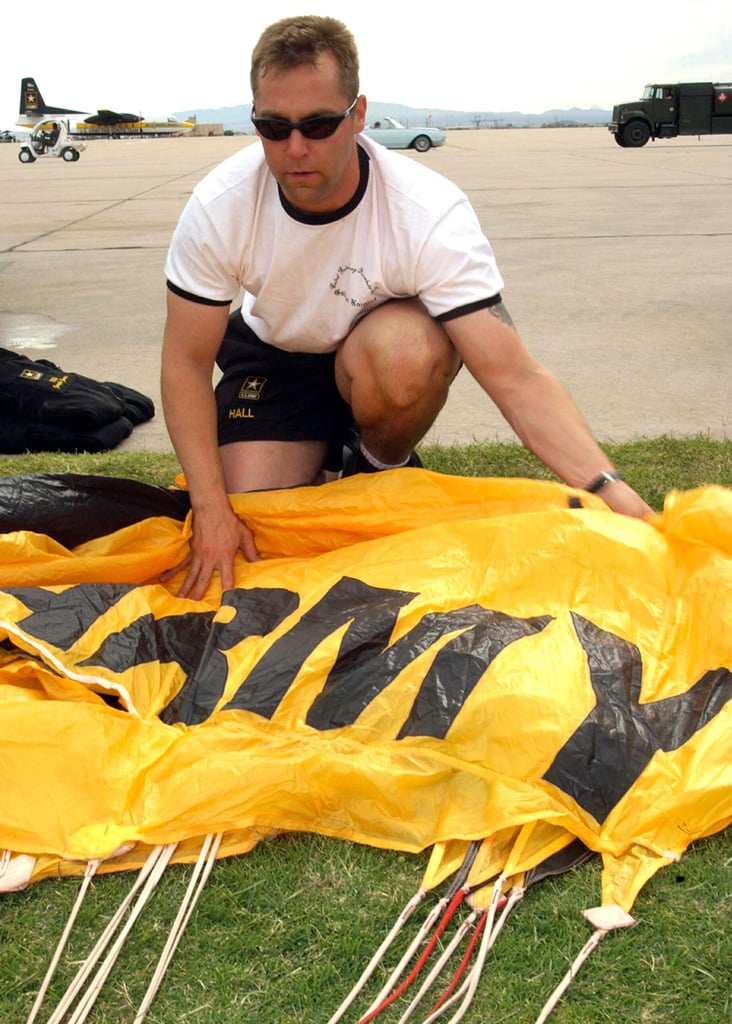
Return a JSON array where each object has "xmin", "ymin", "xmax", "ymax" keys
[{"xmin": 3, "ymin": 0, "xmax": 730, "ymax": 128}]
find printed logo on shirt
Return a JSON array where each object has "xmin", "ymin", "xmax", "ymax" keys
[
  {"xmin": 238, "ymin": 376, "xmax": 267, "ymax": 401},
  {"xmin": 329, "ymin": 265, "xmax": 378, "ymax": 310}
]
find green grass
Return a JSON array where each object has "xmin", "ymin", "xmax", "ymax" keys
[
  {"xmin": 1, "ymin": 832, "xmax": 730, "ymax": 1023},
  {"xmin": 1, "ymin": 433, "xmax": 730, "ymax": 511},
  {"xmin": 0, "ymin": 437, "xmax": 730, "ymax": 1023}
]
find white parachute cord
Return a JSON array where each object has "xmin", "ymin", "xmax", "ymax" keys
[
  {"xmin": 421, "ymin": 877, "xmax": 521, "ymax": 1024},
  {"xmin": 43, "ymin": 843, "xmax": 176, "ymax": 1024},
  {"xmin": 25, "ymin": 859, "xmax": 101, "ymax": 1024},
  {"xmin": 64, "ymin": 842, "xmax": 178, "ymax": 1024},
  {"xmin": 440, "ymin": 884, "xmax": 524, "ymax": 1024},
  {"xmin": 132, "ymin": 832, "xmax": 223, "ymax": 1024},
  {"xmin": 44, "ymin": 846, "xmax": 170, "ymax": 1024},
  {"xmin": 532, "ymin": 928, "xmax": 608, "ymax": 1024},
  {"xmin": 357, "ymin": 894, "xmax": 451, "ymax": 1023},
  {"xmin": 395, "ymin": 910, "xmax": 478, "ymax": 1024},
  {"xmin": 325, "ymin": 887, "xmax": 428, "ymax": 1024}
]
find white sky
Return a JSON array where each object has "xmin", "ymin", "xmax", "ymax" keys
[{"xmin": 2, "ymin": 0, "xmax": 730, "ymax": 128}]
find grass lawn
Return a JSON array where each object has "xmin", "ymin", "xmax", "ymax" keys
[{"xmin": 0, "ymin": 437, "xmax": 730, "ymax": 1024}]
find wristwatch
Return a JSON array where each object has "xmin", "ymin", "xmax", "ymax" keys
[{"xmin": 585, "ymin": 471, "xmax": 623, "ymax": 493}]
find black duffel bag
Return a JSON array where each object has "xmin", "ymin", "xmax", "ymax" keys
[{"xmin": 0, "ymin": 349, "xmax": 154, "ymax": 453}]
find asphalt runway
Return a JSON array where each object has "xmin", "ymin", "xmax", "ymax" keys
[{"xmin": 1, "ymin": 128, "xmax": 730, "ymax": 454}]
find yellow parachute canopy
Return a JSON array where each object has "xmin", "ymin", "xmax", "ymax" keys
[{"xmin": 0, "ymin": 470, "xmax": 730, "ymax": 916}]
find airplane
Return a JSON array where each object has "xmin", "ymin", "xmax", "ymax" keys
[{"xmin": 16, "ymin": 77, "xmax": 194, "ymax": 138}]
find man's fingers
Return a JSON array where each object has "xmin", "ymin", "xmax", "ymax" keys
[
  {"xmin": 160, "ymin": 555, "xmax": 191, "ymax": 584},
  {"xmin": 239, "ymin": 524, "xmax": 262, "ymax": 563},
  {"xmin": 180, "ymin": 565, "xmax": 213, "ymax": 600},
  {"xmin": 160, "ymin": 518, "xmax": 259, "ymax": 599},
  {"xmin": 162, "ymin": 554, "xmax": 211, "ymax": 599}
]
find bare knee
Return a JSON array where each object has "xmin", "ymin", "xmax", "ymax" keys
[{"xmin": 336, "ymin": 299, "xmax": 458, "ymax": 409}]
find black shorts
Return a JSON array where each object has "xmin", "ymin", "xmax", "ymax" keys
[{"xmin": 215, "ymin": 312, "xmax": 353, "ymax": 465}]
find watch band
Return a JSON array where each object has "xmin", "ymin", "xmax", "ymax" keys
[{"xmin": 585, "ymin": 471, "xmax": 623, "ymax": 493}]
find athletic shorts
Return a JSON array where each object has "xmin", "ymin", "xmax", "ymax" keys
[{"xmin": 215, "ymin": 311, "xmax": 353, "ymax": 466}]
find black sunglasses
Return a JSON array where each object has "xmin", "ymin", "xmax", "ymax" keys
[{"xmin": 251, "ymin": 97, "xmax": 359, "ymax": 142}]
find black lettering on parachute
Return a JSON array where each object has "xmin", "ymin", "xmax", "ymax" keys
[
  {"xmin": 7, "ymin": 582, "xmax": 731, "ymax": 825},
  {"xmin": 4, "ymin": 583, "xmax": 137, "ymax": 648},
  {"xmin": 4, "ymin": 583, "xmax": 299, "ymax": 725},
  {"xmin": 155, "ymin": 586, "xmax": 300, "ymax": 724},
  {"xmin": 543, "ymin": 613, "xmax": 732, "ymax": 824},
  {"xmin": 298, "ymin": 584, "xmax": 552, "ymax": 736},
  {"xmin": 226, "ymin": 576, "xmax": 417, "ymax": 723},
  {"xmin": 394, "ymin": 608, "xmax": 552, "ymax": 739}
]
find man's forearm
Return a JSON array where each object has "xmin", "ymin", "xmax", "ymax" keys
[
  {"xmin": 492, "ymin": 362, "xmax": 615, "ymax": 489},
  {"xmin": 161, "ymin": 359, "xmax": 230, "ymax": 510},
  {"xmin": 452, "ymin": 306, "xmax": 618, "ymax": 490}
]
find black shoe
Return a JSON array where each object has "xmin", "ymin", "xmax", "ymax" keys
[{"xmin": 340, "ymin": 448, "xmax": 423, "ymax": 477}]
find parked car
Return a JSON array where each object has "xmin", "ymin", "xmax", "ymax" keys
[
  {"xmin": 0, "ymin": 130, "xmax": 17, "ymax": 143},
  {"xmin": 362, "ymin": 116, "xmax": 446, "ymax": 152}
]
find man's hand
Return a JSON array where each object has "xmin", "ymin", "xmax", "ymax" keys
[
  {"xmin": 595, "ymin": 479, "xmax": 654, "ymax": 519},
  {"xmin": 161, "ymin": 499, "xmax": 260, "ymax": 600}
]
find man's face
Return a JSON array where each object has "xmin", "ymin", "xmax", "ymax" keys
[{"xmin": 254, "ymin": 50, "xmax": 366, "ymax": 214}]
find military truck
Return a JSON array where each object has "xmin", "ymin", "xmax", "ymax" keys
[{"xmin": 609, "ymin": 82, "xmax": 732, "ymax": 147}]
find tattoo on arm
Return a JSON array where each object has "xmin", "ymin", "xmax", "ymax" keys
[{"xmin": 488, "ymin": 300, "xmax": 515, "ymax": 329}]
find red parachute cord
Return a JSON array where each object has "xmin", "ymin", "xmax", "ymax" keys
[
  {"xmin": 426, "ymin": 906, "xmax": 490, "ymax": 1017},
  {"xmin": 357, "ymin": 887, "xmax": 467, "ymax": 1024},
  {"xmin": 423, "ymin": 883, "xmax": 524, "ymax": 1024},
  {"xmin": 326, "ymin": 887, "xmax": 429, "ymax": 1024},
  {"xmin": 424, "ymin": 884, "xmax": 513, "ymax": 1019}
]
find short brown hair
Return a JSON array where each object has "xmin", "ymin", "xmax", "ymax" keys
[{"xmin": 250, "ymin": 15, "xmax": 360, "ymax": 101}]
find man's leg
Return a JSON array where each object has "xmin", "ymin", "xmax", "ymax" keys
[
  {"xmin": 219, "ymin": 439, "xmax": 328, "ymax": 493},
  {"xmin": 215, "ymin": 312, "xmax": 343, "ymax": 493},
  {"xmin": 335, "ymin": 299, "xmax": 459, "ymax": 466}
]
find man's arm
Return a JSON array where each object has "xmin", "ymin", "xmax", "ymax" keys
[
  {"xmin": 444, "ymin": 303, "xmax": 653, "ymax": 517},
  {"xmin": 161, "ymin": 291, "xmax": 259, "ymax": 599}
]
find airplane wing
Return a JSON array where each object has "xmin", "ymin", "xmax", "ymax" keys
[{"xmin": 83, "ymin": 110, "xmax": 142, "ymax": 126}]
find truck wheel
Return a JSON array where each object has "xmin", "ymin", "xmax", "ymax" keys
[
  {"xmin": 621, "ymin": 120, "xmax": 650, "ymax": 147},
  {"xmin": 613, "ymin": 133, "xmax": 627, "ymax": 148}
]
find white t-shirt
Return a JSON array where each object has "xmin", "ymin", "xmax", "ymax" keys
[{"xmin": 165, "ymin": 135, "xmax": 504, "ymax": 354}]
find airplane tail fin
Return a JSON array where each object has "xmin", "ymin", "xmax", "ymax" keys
[{"xmin": 19, "ymin": 78, "xmax": 85, "ymax": 120}]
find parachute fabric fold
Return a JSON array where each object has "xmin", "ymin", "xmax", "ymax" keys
[{"xmin": 0, "ymin": 471, "xmax": 729, "ymax": 913}]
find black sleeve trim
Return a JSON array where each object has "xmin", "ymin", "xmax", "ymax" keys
[
  {"xmin": 166, "ymin": 280, "xmax": 233, "ymax": 307},
  {"xmin": 437, "ymin": 294, "xmax": 503, "ymax": 323}
]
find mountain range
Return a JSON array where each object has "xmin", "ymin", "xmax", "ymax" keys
[{"xmin": 174, "ymin": 101, "xmax": 613, "ymax": 134}]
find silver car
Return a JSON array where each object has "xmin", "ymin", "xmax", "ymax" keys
[{"xmin": 362, "ymin": 116, "xmax": 446, "ymax": 152}]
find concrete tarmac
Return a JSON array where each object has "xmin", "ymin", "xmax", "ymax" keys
[{"xmin": 1, "ymin": 128, "xmax": 730, "ymax": 454}]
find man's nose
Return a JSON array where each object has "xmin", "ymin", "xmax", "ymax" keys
[{"xmin": 285, "ymin": 128, "xmax": 309, "ymax": 156}]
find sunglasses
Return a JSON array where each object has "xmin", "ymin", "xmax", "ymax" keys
[{"xmin": 251, "ymin": 97, "xmax": 359, "ymax": 142}]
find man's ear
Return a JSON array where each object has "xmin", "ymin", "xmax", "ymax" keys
[{"xmin": 353, "ymin": 94, "xmax": 368, "ymax": 133}]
